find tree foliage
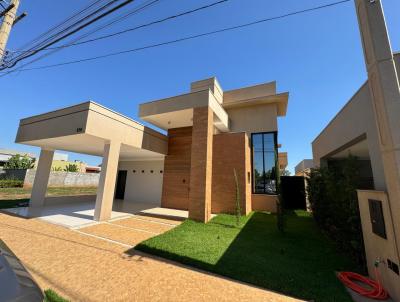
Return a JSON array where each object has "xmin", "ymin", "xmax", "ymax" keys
[{"xmin": 4, "ymin": 154, "xmax": 35, "ymax": 170}]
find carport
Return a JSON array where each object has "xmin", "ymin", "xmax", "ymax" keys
[{"xmin": 15, "ymin": 101, "xmax": 168, "ymax": 222}]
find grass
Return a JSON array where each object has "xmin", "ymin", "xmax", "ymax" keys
[
  {"xmin": 136, "ymin": 211, "xmax": 358, "ymax": 302},
  {"xmin": 0, "ymin": 186, "xmax": 97, "ymax": 209},
  {"xmin": 44, "ymin": 289, "xmax": 70, "ymax": 302}
]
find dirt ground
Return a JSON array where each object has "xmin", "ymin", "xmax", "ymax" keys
[{"xmin": 0, "ymin": 212, "xmax": 302, "ymax": 302}]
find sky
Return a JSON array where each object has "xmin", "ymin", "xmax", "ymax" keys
[{"xmin": 1, "ymin": 0, "xmax": 399, "ymax": 172}]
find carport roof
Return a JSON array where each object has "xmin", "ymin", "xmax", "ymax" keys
[{"xmin": 16, "ymin": 101, "xmax": 168, "ymax": 160}]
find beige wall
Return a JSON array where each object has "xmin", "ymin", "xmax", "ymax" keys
[
  {"xmin": 226, "ymin": 104, "xmax": 278, "ymax": 134},
  {"xmin": 118, "ymin": 160, "xmax": 164, "ymax": 205},
  {"xmin": 357, "ymin": 190, "xmax": 400, "ymax": 300}
]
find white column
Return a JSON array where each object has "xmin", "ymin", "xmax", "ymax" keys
[
  {"xmin": 30, "ymin": 149, "xmax": 54, "ymax": 207},
  {"xmin": 94, "ymin": 141, "xmax": 121, "ymax": 221}
]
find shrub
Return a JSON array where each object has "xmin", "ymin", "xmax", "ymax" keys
[
  {"xmin": 0, "ymin": 178, "xmax": 24, "ymax": 188},
  {"xmin": 233, "ymin": 168, "xmax": 241, "ymax": 227},
  {"xmin": 4, "ymin": 154, "xmax": 35, "ymax": 169},
  {"xmin": 64, "ymin": 164, "xmax": 79, "ymax": 172},
  {"xmin": 307, "ymin": 155, "xmax": 366, "ymax": 269}
]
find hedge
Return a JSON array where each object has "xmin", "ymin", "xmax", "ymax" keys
[
  {"xmin": 0, "ymin": 178, "xmax": 24, "ymax": 188},
  {"xmin": 307, "ymin": 155, "xmax": 367, "ymax": 269}
]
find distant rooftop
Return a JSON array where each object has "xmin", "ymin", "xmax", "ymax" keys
[{"xmin": 295, "ymin": 159, "xmax": 314, "ymax": 174}]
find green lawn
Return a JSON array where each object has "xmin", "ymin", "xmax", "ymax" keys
[
  {"xmin": 136, "ymin": 211, "xmax": 357, "ymax": 302},
  {"xmin": 0, "ymin": 186, "xmax": 97, "ymax": 209}
]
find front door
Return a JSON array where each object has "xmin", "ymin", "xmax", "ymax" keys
[{"xmin": 115, "ymin": 170, "xmax": 127, "ymax": 200}]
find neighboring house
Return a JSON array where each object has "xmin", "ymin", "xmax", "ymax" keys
[
  {"xmin": 294, "ymin": 159, "xmax": 314, "ymax": 176},
  {"xmin": 312, "ymin": 51, "xmax": 400, "ymax": 299},
  {"xmin": 313, "ymin": 53, "xmax": 400, "ymax": 191},
  {"xmin": 0, "ymin": 149, "xmax": 36, "ymax": 167},
  {"xmin": 15, "ymin": 77, "xmax": 288, "ymax": 222},
  {"xmin": 0, "ymin": 148, "xmax": 91, "ymax": 172}
]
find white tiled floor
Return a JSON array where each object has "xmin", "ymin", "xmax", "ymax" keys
[{"xmin": 2, "ymin": 199, "xmax": 188, "ymax": 229}]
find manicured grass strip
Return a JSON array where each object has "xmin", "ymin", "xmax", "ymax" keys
[
  {"xmin": 44, "ymin": 289, "xmax": 69, "ymax": 302},
  {"xmin": 136, "ymin": 211, "xmax": 358, "ymax": 302}
]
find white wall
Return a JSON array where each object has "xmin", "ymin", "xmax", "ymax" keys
[{"xmin": 118, "ymin": 160, "xmax": 164, "ymax": 205}]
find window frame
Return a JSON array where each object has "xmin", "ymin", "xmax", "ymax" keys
[{"xmin": 250, "ymin": 131, "xmax": 278, "ymax": 195}]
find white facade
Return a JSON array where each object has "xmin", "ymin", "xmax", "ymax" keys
[{"xmin": 117, "ymin": 160, "xmax": 164, "ymax": 205}]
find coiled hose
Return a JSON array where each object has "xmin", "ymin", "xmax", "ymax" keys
[{"xmin": 337, "ymin": 268, "xmax": 388, "ymax": 300}]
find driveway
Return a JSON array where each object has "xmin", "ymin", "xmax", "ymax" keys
[{"xmin": 0, "ymin": 212, "xmax": 302, "ymax": 302}]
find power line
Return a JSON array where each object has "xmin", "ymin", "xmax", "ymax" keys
[
  {"xmin": 14, "ymin": 0, "xmax": 108, "ymax": 51},
  {"xmin": 12, "ymin": 0, "xmax": 229, "ymax": 54},
  {"xmin": 1, "ymin": 0, "xmax": 351, "ymax": 77},
  {"xmin": 5, "ymin": 0, "xmax": 161, "ymax": 73},
  {"xmin": 4, "ymin": 0, "xmax": 135, "ymax": 68}
]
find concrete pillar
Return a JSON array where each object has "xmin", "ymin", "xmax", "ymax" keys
[
  {"xmin": 94, "ymin": 141, "xmax": 121, "ymax": 221},
  {"xmin": 30, "ymin": 149, "xmax": 54, "ymax": 207},
  {"xmin": 355, "ymin": 0, "xmax": 400, "ymax": 251},
  {"xmin": 189, "ymin": 107, "xmax": 214, "ymax": 222}
]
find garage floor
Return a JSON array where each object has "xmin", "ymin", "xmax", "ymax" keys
[{"xmin": 2, "ymin": 199, "xmax": 188, "ymax": 229}]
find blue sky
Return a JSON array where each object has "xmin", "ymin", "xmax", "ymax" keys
[{"xmin": 1, "ymin": 0, "xmax": 399, "ymax": 172}]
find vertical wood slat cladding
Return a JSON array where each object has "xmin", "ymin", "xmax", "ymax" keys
[
  {"xmin": 161, "ymin": 127, "xmax": 192, "ymax": 210},
  {"xmin": 212, "ymin": 132, "xmax": 252, "ymax": 214}
]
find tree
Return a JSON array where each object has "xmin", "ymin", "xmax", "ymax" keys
[
  {"xmin": 233, "ymin": 168, "xmax": 241, "ymax": 227},
  {"xmin": 4, "ymin": 154, "xmax": 35, "ymax": 169},
  {"xmin": 280, "ymin": 169, "xmax": 291, "ymax": 176},
  {"xmin": 64, "ymin": 164, "xmax": 79, "ymax": 172}
]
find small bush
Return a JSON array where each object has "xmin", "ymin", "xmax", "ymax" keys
[
  {"xmin": 64, "ymin": 164, "xmax": 79, "ymax": 172},
  {"xmin": 0, "ymin": 178, "xmax": 24, "ymax": 188}
]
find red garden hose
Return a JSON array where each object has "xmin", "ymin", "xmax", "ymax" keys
[{"xmin": 337, "ymin": 268, "xmax": 388, "ymax": 300}]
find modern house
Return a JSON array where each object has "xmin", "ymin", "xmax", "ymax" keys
[{"xmin": 15, "ymin": 77, "xmax": 288, "ymax": 223}]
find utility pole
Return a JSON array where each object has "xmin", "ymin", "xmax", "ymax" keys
[
  {"xmin": 0, "ymin": 0, "xmax": 20, "ymax": 61},
  {"xmin": 354, "ymin": 0, "xmax": 400, "ymax": 298}
]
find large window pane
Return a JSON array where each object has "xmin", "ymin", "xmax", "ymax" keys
[
  {"xmin": 252, "ymin": 134, "xmax": 264, "ymax": 193},
  {"xmin": 251, "ymin": 132, "xmax": 277, "ymax": 194}
]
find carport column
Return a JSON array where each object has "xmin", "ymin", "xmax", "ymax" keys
[
  {"xmin": 30, "ymin": 149, "xmax": 54, "ymax": 207},
  {"xmin": 355, "ymin": 1, "xmax": 400, "ymax": 251},
  {"xmin": 94, "ymin": 141, "xmax": 121, "ymax": 221},
  {"xmin": 189, "ymin": 106, "xmax": 213, "ymax": 222}
]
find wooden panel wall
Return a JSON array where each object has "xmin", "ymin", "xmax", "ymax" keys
[{"xmin": 161, "ymin": 127, "xmax": 192, "ymax": 210}]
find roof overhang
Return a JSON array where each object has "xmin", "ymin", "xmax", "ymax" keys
[
  {"xmin": 16, "ymin": 102, "xmax": 168, "ymax": 160},
  {"xmin": 222, "ymin": 92, "xmax": 289, "ymax": 116},
  {"xmin": 139, "ymin": 89, "xmax": 229, "ymax": 132}
]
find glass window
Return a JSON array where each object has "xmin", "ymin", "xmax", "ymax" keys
[{"xmin": 251, "ymin": 132, "xmax": 277, "ymax": 194}]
